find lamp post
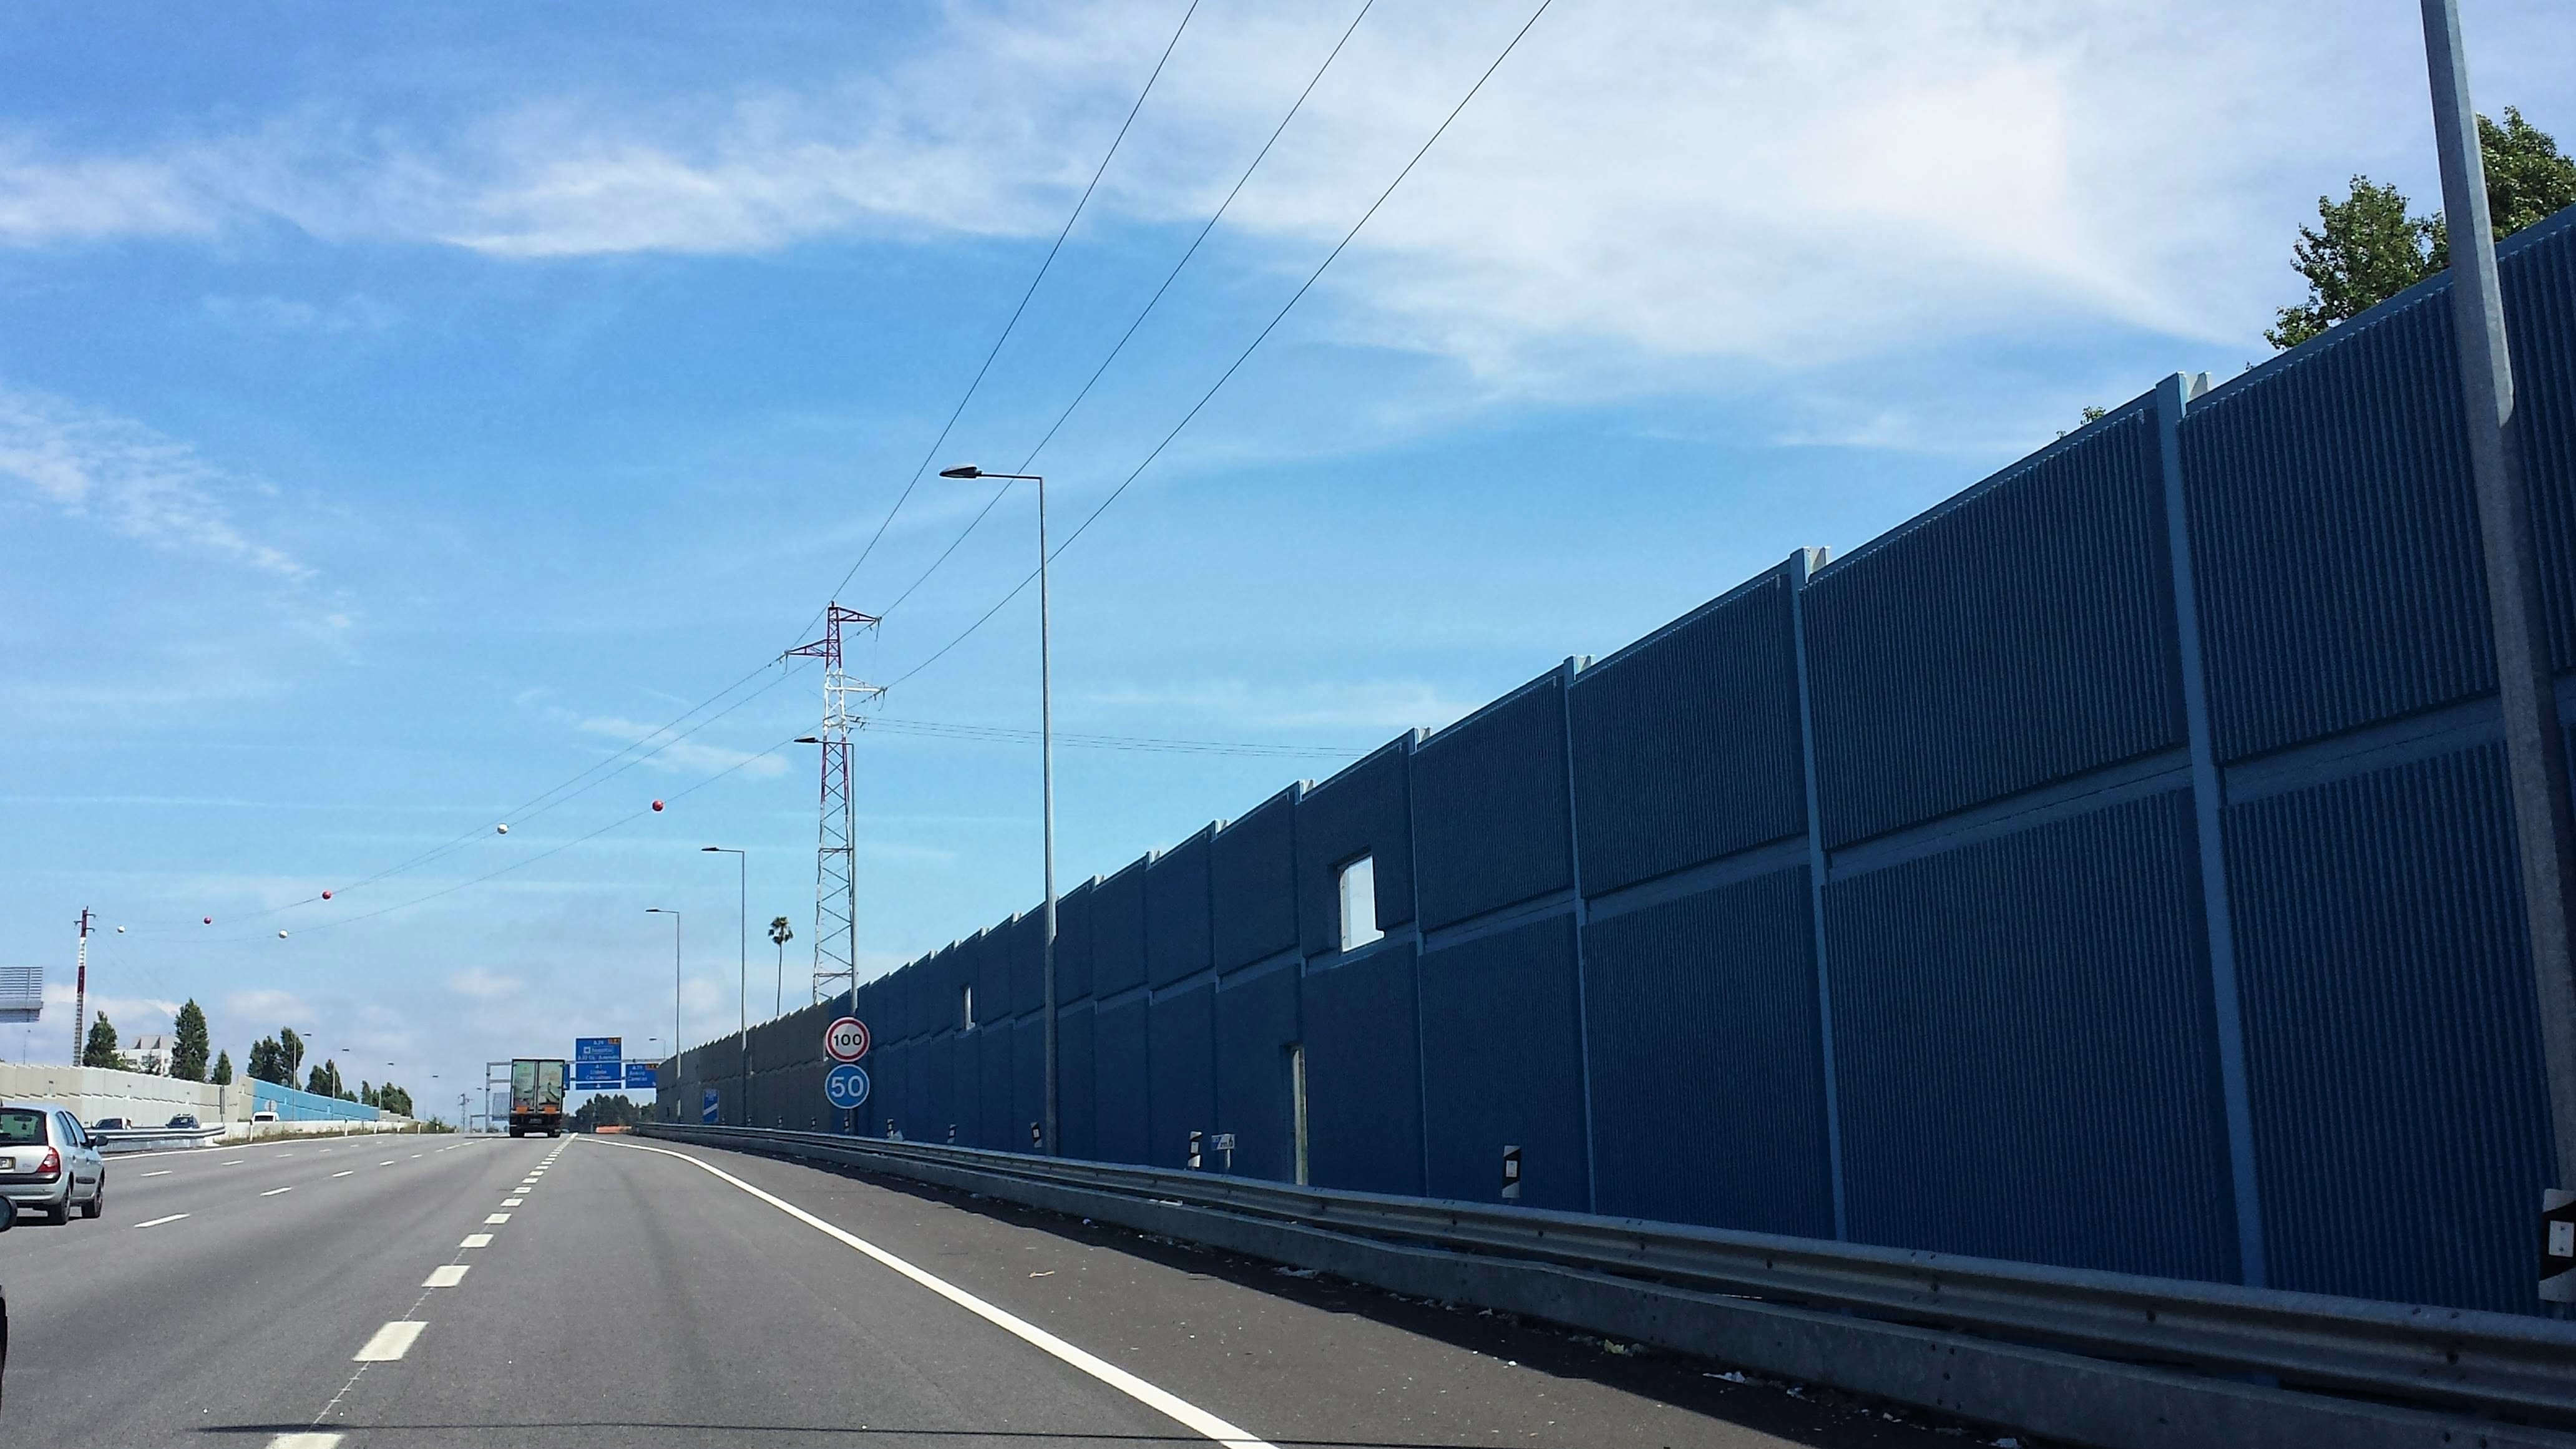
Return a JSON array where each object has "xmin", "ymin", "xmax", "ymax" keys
[
  {"xmin": 940, "ymin": 464, "xmax": 1056, "ymax": 1156},
  {"xmin": 703, "ymin": 846, "xmax": 748, "ymax": 1124},
  {"xmin": 646, "ymin": 908, "xmax": 681, "ymax": 1114}
]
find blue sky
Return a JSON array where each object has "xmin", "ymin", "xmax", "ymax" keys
[{"xmin": 4, "ymin": 1, "xmax": 2571, "ymax": 1108}]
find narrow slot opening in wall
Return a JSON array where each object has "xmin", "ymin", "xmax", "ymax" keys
[
  {"xmin": 961, "ymin": 982, "xmax": 975, "ymax": 1030},
  {"xmin": 1337, "ymin": 855, "xmax": 1384, "ymax": 952}
]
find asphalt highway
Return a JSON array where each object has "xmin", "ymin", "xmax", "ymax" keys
[{"xmin": 0, "ymin": 1131, "xmax": 1985, "ymax": 1448}]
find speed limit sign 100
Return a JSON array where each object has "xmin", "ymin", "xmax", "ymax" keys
[{"xmin": 824, "ymin": 1016, "xmax": 871, "ymax": 1063}]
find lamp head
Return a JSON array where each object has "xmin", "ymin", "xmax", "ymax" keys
[{"xmin": 939, "ymin": 465, "xmax": 980, "ymax": 479}]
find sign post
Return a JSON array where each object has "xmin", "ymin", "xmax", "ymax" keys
[{"xmin": 822, "ymin": 1016, "xmax": 870, "ymax": 1134}]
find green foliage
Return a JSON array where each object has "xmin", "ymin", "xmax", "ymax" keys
[
  {"xmin": 246, "ymin": 1036, "xmax": 286, "ymax": 1085},
  {"xmin": 278, "ymin": 1027, "xmax": 304, "ymax": 1082},
  {"xmin": 573, "ymin": 1094, "xmax": 651, "ymax": 1131},
  {"xmin": 2270, "ymin": 108, "xmax": 2576, "ymax": 350},
  {"xmin": 171, "ymin": 1000, "xmax": 211, "ymax": 1081},
  {"xmin": 82, "ymin": 1012, "xmax": 130, "ymax": 1070},
  {"xmin": 211, "ymin": 1049, "xmax": 233, "ymax": 1086}
]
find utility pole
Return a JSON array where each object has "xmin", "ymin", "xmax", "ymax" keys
[
  {"xmin": 72, "ymin": 908, "xmax": 92, "ymax": 1066},
  {"xmin": 2420, "ymin": 0, "xmax": 2576, "ymax": 1304}
]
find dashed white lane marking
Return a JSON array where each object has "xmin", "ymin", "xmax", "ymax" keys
[
  {"xmin": 332, "ymin": 1171, "xmax": 354, "ymax": 1178},
  {"xmin": 261, "ymin": 1186, "xmax": 294, "ymax": 1196},
  {"xmin": 134, "ymin": 1214, "xmax": 189, "ymax": 1229},
  {"xmin": 266, "ymin": 1433, "xmax": 343, "ymax": 1448},
  {"xmin": 352, "ymin": 1321, "xmax": 425, "ymax": 1362},
  {"xmin": 484, "ymin": 1212, "xmax": 510, "ymax": 1224},
  {"xmin": 501, "ymin": 1197, "xmax": 523, "ymax": 1206},
  {"xmin": 607, "ymin": 1139, "xmax": 1279, "ymax": 1449},
  {"xmin": 224, "ymin": 1159, "xmax": 246, "ymax": 1166},
  {"xmin": 460, "ymin": 1232, "xmax": 492, "ymax": 1249},
  {"xmin": 379, "ymin": 1160, "xmax": 396, "ymax": 1166},
  {"xmin": 139, "ymin": 1169, "xmax": 172, "ymax": 1178},
  {"xmin": 409, "ymin": 1153, "xmax": 422, "ymax": 1159},
  {"xmin": 422, "ymin": 1264, "xmax": 470, "ymax": 1288}
]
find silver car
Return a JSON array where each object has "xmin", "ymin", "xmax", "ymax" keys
[{"xmin": 0, "ymin": 1106, "xmax": 105, "ymax": 1223}]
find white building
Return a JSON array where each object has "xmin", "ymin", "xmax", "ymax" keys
[{"xmin": 126, "ymin": 1033, "xmax": 177, "ymax": 1075}]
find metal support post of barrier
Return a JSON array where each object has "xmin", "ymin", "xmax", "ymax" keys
[{"xmin": 1502, "ymin": 1144, "xmax": 1522, "ymax": 1201}]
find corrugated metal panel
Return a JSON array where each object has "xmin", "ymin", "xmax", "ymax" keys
[
  {"xmin": 2500, "ymin": 207, "xmax": 2576, "ymax": 670},
  {"xmin": 1418, "ymin": 912, "xmax": 1589, "ymax": 1210},
  {"xmin": 1148, "ymin": 978, "xmax": 1216, "ymax": 1170},
  {"xmin": 1569, "ymin": 565, "xmax": 1807, "ymax": 895},
  {"xmin": 1412, "ymin": 673, "xmax": 1574, "ymax": 932},
  {"xmin": 1091, "ymin": 993, "xmax": 1150, "ymax": 1166},
  {"xmin": 2180, "ymin": 287, "xmax": 2491, "ymax": 761},
  {"xmin": 1092, "ymin": 857, "xmax": 1151, "ymax": 998},
  {"xmin": 1212, "ymin": 786, "xmax": 1300, "ymax": 970},
  {"xmin": 917, "ymin": 1033, "xmax": 953, "ymax": 1143},
  {"xmin": 2223, "ymin": 741, "xmax": 2555, "ymax": 1314},
  {"xmin": 1146, "ymin": 826, "xmax": 1214, "ymax": 988},
  {"xmin": 947, "ymin": 1027, "xmax": 982, "ymax": 1148},
  {"xmin": 958, "ymin": 930, "xmax": 997, "ymax": 1031},
  {"xmin": 1011, "ymin": 1015, "xmax": 1045, "ymax": 1151},
  {"xmin": 978, "ymin": 1016, "xmax": 1015, "ymax": 1149},
  {"xmin": 1006, "ymin": 909, "xmax": 1043, "ymax": 1019},
  {"xmin": 1807, "ymin": 399, "xmax": 2183, "ymax": 846},
  {"xmin": 1300, "ymin": 944, "xmax": 1424, "ymax": 1196},
  {"xmin": 1297, "ymin": 739, "xmax": 1415, "ymax": 955},
  {"xmin": 1214, "ymin": 959, "xmax": 1300, "ymax": 1181},
  {"xmin": 1583, "ymin": 866, "xmax": 1834, "ymax": 1237},
  {"xmin": 1056, "ymin": 878, "xmax": 1097, "ymax": 1005},
  {"xmin": 1059, "ymin": 1000, "xmax": 1095, "ymax": 1159},
  {"xmin": 1825, "ymin": 789, "xmax": 2238, "ymax": 1282}
]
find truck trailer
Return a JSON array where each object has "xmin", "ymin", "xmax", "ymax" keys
[{"xmin": 507, "ymin": 1058, "xmax": 568, "ymax": 1137}]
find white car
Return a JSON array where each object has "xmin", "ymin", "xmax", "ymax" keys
[{"xmin": 0, "ymin": 1106, "xmax": 106, "ymax": 1223}]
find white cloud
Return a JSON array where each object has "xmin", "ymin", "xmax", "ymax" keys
[
  {"xmin": 447, "ymin": 967, "xmax": 523, "ymax": 1002},
  {"xmin": 573, "ymin": 714, "xmax": 791, "ymax": 779},
  {"xmin": 220, "ymin": 987, "xmax": 315, "ymax": 1025},
  {"xmin": 2, "ymin": 1, "xmax": 2567, "ymax": 388},
  {"xmin": 44, "ymin": 983, "xmax": 181, "ymax": 1028},
  {"xmin": 0, "ymin": 384, "xmax": 309, "ymax": 578},
  {"xmin": 1076, "ymin": 676, "xmax": 1479, "ymax": 736}
]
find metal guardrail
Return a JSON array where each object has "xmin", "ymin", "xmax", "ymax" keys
[
  {"xmin": 642, "ymin": 1122, "xmax": 2576, "ymax": 1443},
  {"xmin": 94, "ymin": 1125, "xmax": 226, "ymax": 1153}
]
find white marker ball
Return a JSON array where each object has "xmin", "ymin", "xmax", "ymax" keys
[
  {"xmin": 278, "ymin": 930, "xmax": 290, "ymax": 939},
  {"xmin": 496, "ymin": 823, "xmax": 510, "ymax": 834}
]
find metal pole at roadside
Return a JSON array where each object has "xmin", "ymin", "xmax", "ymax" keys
[{"xmin": 2420, "ymin": 0, "xmax": 2576, "ymax": 1304}]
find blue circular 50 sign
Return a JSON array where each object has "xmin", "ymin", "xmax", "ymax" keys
[{"xmin": 824, "ymin": 1062, "xmax": 871, "ymax": 1110}]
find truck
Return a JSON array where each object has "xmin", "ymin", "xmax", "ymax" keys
[{"xmin": 507, "ymin": 1058, "xmax": 568, "ymax": 1137}]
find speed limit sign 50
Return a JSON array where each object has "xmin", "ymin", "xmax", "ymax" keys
[{"xmin": 824, "ymin": 1016, "xmax": 871, "ymax": 1063}]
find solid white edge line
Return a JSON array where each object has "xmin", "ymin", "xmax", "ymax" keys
[
  {"xmin": 352, "ymin": 1320, "xmax": 425, "ymax": 1362},
  {"xmin": 134, "ymin": 1213, "xmax": 189, "ymax": 1228},
  {"xmin": 605, "ymin": 1139, "xmax": 1275, "ymax": 1449}
]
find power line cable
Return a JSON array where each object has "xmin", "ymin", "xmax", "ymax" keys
[
  {"xmin": 885, "ymin": 0, "xmax": 1556, "ymax": 690},
  {"xmin": 876, "ymin": 0, "xmax": 1377, "ymax": 623},
  {"xmin": 789, "ymin": 0, "xmax": 1205, "ymax": 650}
]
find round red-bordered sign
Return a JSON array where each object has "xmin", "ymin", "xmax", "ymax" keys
[{"xmin": 824, "ymin": 1016, "xmax": 871, "ymax": 1063}]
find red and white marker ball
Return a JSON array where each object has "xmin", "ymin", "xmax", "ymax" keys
[
  {"xmin": 203, "ymin": 917, "xmax": 212, "ymax": 925},
  {"xmin": 651, "ymin": 799, "xmax": 665, "ymax": 812},
  {"xmin": 321, "ymin": 889, "xmax": 333, "ymax": 900}
]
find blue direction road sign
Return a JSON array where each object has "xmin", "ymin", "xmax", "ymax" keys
[
  {"xmin": 574, "ymin": 1037, "xmax": 622, "ymax": 1064},
  {"xmin": 572, "ymin": 1061, "xmax": 622, "ymax": 1090},
  {"xmin": 824, "ymin": 1063, "xmax": 871, "ymax": 1111},
  {"xmin": 624, "ymin": 1061, "xmax": 658, "ymax": 1090},
  {"xmin": 701, "ymin": 1088, "xmax": 721, "ymax": 1124}
]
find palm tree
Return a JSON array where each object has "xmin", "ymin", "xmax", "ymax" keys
[{"xmin": 768, "ymin": 916, "xmax": 794, "ymax": 1017}]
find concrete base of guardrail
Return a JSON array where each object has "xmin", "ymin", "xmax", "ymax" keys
[{"xmin": 643, "ymin": 1124, "xmax": 2576, "ymax": 1449}]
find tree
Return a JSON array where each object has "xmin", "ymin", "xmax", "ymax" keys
[
  {"xmin": 82, "ymin": 1012, "xmax": 130, "ymax": 1070},
  {"xmin": 212, "ymin": 1050, "xmax": 233, "ymax": 1086},
  {"xmin": 278, "ymin": 1027, "xmax": 305, "ymax": 1084},
  {"xmin": 768, "ymin": 916, "xmax": 794, "ymax": 1013},
  {"xmin": 246, "ymin": 1035, "xmax": 285, "ymax": 1085},
  {"xmin": 171, "ymin": 1000, "xmax": 211, "ymax": 1081},
  {"xmin": 2270, "ymin": 107, "xmax": 2576, "ymax": 349}
]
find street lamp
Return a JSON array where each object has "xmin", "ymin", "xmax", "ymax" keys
[
  {"xmin": 940, "ymin": 464, "xmax": 1057, "ymax": 1156},
  {"xmin": 703, "ymin": 846, "xmax": 748, "ymax": 1125},
  {"xmin": 646, "ymin": 908, "xmax": 680, "ymax": 1090}
]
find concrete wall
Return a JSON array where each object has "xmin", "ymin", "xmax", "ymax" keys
[{"xmin": 0, "ymin": 1063, "xmax": 239, "ymax": 1128}]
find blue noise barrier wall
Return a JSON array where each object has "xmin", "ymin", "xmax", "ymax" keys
[{"xmin": 664, "ymin": 203, "xmax": 2576, "ymax": 1318}]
